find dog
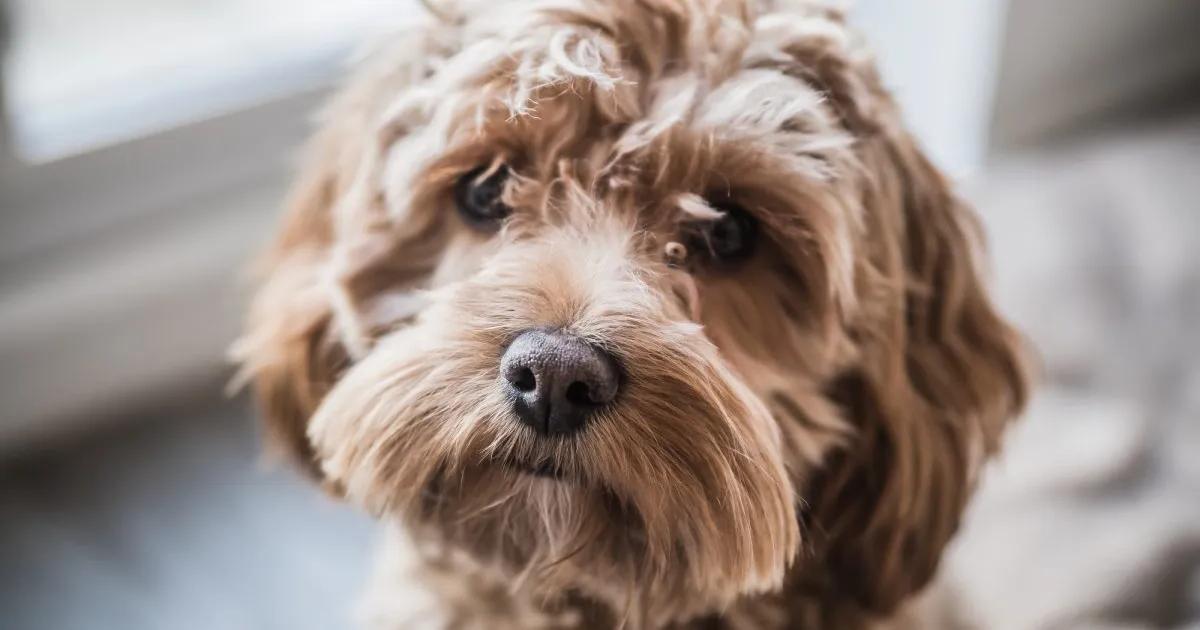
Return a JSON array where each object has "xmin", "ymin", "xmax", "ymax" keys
[{"xmin": 235, "ymin": 1, "xmax": 1029, "ymax": 627}]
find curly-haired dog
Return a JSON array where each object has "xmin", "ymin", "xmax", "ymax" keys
[{"xmin": 235, "ymin": 1, "xmax": 1029, "ymax": 627}]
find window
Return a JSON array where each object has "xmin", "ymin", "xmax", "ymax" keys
[
  {"xmin": 5, "ymin": 0, "xmax": 410, "ymax": 162},
  {"xmin": 0, "ymin": 1, "xmax": 414, "ymax": 443}
]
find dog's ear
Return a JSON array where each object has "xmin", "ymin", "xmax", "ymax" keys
[
  {"xmin": 803, "ymin": 117, "xmax": 1029, "ymax": 613},
  {"xmin": 237, "ymin": 126, "xmax": 351, "ymax": 481},
  {"xmin": 765, "ymin": 17, "xmax": 1028, "ymax": 613},
  {"xmin": 235, "ymin": 12, "xmax": 467, "ymax": 481}
]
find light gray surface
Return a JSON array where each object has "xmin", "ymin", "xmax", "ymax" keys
[
  {"xmin": 947, "ymin": 111, "xmax": 1200, "ymax": 629},
  {"xmin": 0, "ymin": 399, "xmax": 375, "ymax": 630}
]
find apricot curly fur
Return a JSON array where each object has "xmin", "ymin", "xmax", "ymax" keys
[{"xmin": 235, "ymin": 2, "xmax": 1028, "ymax": 627}]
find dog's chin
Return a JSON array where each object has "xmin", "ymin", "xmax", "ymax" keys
[
  {"xmin": 502, "ymin": 456, "xmax": 569, "ymax": 480},
  {"xmin": 421, "ymin": 456, "xmax": 775, "ymax": 626}
]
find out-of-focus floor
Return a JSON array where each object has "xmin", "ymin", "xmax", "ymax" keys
[
  {"xmin": 1, "ymin": 114, "xmax": 1199, "ymax": 629},
  {"xmin": 0, "ymin": 399, "xmax": 375, "ymax": 630}
]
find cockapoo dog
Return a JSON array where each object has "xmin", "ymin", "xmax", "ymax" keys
[{"xmin": 236, "ymin": 1, "xmax": 1029, "ymax": 627}]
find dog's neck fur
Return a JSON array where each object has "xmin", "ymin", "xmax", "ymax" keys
[{"xmin": 362, "ymin": 525, "xmax": 935, "ymax": 630}]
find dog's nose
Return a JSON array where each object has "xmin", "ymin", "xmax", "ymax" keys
[{"xmin": 500, "ymin": 329, "xmax": 620, "ymax": 437}]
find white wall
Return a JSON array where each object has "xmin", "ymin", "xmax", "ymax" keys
[
  {"xmin": 990, "ymin": 0, "xmax": 1200, "ymax": 148},
  {"xmin": 851, "ymin": 0, "xmax": 1009, "ymax": 176}
]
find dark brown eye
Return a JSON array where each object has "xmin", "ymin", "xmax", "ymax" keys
[
  {"xmin": 455, "ymin": 165, "xmax": 512, "ymax": 229},
  {"xmin": 691, "ymin": 202, "xmax": 758, "ymax": 264}
]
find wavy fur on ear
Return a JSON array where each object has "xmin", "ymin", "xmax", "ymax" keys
[
  {"xmin": 234, "ymin": 131, "xmax": 341, "ymax": 480},
  {"xmin": 233, "ymin": 17, "xmax": 466, "ymax": 479},
  {"xmin": 726, "ymin": 12, "xmax": 1030, "ymax": 618},
  {"xmin": 799, "ymin": 126, "xmax": 1029, "ymax": 616}
]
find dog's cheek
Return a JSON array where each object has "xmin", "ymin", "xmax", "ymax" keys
[
  {"xmin": 307, "ymin": 322, "xmax": 500, "ymax": 518},
  {"xmin": 706, "ymin": 377, "xmax": 800, "ymax": 595},
  {"xmin": 581, "ymin": 332, "xmax": 800, "ymax": 605}
]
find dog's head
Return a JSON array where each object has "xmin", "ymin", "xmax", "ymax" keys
[{"xmin": 237, "ymin": 0, "xmax": 1028, "ymax": 624}]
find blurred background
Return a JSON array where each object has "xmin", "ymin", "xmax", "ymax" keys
[{"xmin": 1, "ymin": 1, "xmax": 1198, "ymax": 628}]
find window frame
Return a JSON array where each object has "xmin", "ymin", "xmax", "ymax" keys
[{"xmin": 0, "ymin": 0, "xmax": 349, "ymax": 448}]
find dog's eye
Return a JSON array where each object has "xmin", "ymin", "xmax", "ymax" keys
[
  {"xmin": 692, "ymin": 202, "xmax": 758, "ymax": 264},
  {"xmin": 454, "ymin": 165, "xmax": 512, "ymax": 229}
]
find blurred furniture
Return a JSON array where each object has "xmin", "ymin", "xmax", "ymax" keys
[
  {"xmin": 991, "ymin": 0, "xmax": 1200, "ymax": 149},
  {"xmin": 0, "ymin": 0, "xmax": 11, "ymax": 165}
]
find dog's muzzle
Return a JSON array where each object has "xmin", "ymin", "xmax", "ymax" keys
[{"xmin": 500, "ymin": 329, "xmax": 620, "ymax": 437}]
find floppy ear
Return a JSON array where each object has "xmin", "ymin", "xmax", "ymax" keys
[
  {"xmin": 236, "ymin": 126, "xmax": 349, "ymax": 481},
  {"xmin": 234, "ymin": 14, "xmax": 466, "ymax": 480},
  {"xmin": 764, "ymin": 14, "xmax": 1029, "ymax": 613},
  {"xmin": 803, "ymin": 125, "xmax": 1030, "ymax": 613}
]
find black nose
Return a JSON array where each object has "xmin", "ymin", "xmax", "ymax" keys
[{"xmin": 500, "ymin": 329, "xmax": 620, "ymax": 437}]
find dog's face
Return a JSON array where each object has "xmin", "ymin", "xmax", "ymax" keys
[{"xmin": 238, "ymin": 1, "xmax": 1027, "ymax": 625}]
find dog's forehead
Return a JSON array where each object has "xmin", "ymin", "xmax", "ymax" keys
[
  {"xmin": 625, "ymin": 68, "xmax": 836, "ymax": 151},
  {"xmin": 454, "ymin": 0, "xmax": 854, "ymax": 176},
  {"xmin": 376, "ymin": 1, "xmax": 858, "ymax": 221}
]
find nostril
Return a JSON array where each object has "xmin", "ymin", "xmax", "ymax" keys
[
  {"xmin": 500, "ymin": 328, "xmax": 622, "ymax": 437},
  {"xmin": 510, "ymin": 367, "xmax": 537, "ymax": 393},
  {"xmin": 565, "ymin": 381, "xmax": 595, "ymax": 407}
]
